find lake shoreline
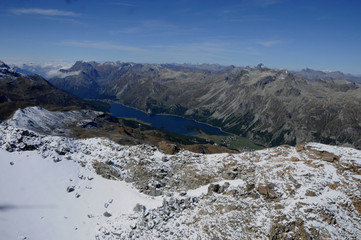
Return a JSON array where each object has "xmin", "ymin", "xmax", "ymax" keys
[
  {"xmin": 108, "ymin": 102, "xmax": 229, "ymax": 136},
  {"xmin": 103, "ymin": 99, "xmax": 230, "ymax": 134}
]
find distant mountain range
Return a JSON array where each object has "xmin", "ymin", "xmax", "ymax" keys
[
  {"xmin": 12, "ymin": 61, "xmax": 361, "ymax": 84},
  {"xmin": 35, "ymin": 60, "xmax": 361, "ymax": 149},
  {"xmin": 0, "ymin": 61, "xmax": 87, "ymax": 120},
  {"xmin": 292, "ymin": 68, "xmax": 361, "ymax": 83}
]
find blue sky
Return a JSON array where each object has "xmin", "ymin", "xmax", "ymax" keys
[{"xmin": 1, "ymin": 0, "xmax": 361, "ymax": 74}]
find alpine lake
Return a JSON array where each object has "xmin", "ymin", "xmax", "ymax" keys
[{"xmin": 109, "ymin": 103, "xmax": 262, "ymax": 150}]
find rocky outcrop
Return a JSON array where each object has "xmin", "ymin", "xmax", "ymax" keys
[{"xmin": 1, "ymin": 122, "xmax": 361, "ymax": 239}]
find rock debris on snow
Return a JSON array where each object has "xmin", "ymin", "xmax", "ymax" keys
[{"xmin": 0, "ymin": 117, "xmax": 361, "ymax": 239}]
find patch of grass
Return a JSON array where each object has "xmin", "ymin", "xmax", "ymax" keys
[
  {"xmin": 121, "ymin": 118, "xmax": 155, "ymax": 133},
  {"xmin": 228, "ymin": 137, "xmax": 263, "ymax": 150},
  {"xmin": 194, "ymin": 133, "xmax": 226, "ymax": 143},
  {"xmin": 195, "ymin": 132, "xmax": 263, "ymax": 151},
  {"xmin": 121, "ymin": 118, "xmax": 211, "ymax": 145},
  {"xmin": 85, "ymin": 100, "xmax": 111, "ymax": 112}
]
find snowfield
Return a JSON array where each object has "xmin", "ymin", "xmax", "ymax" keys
[
  {"xmin": 0, "ymin": 108, "xmax": 361, "ymax": 239},
  {"xmin": 0, "ymin": 145, "xmax": 162, "ymax": 240}
]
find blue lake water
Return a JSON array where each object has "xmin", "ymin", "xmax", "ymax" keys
[{"xmin": 109, "ymin": 103, "xmax": 227, "ymax": 136}]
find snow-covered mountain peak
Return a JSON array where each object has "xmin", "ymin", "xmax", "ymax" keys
[
  {"xmin": 0, "ymin": 60, "xmax": 22, "ymax": 79},
  {"xmin": 0, "ymin": 60, "xmax": 9, "ymax": 69}
]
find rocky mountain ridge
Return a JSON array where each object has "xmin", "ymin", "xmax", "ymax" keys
[
  {"xmin": 0, "ymin": 61, "xmax": 22, "ymax": 79},
  {"xmin": 48, "ymin": 61, "xmax": 361, "ymax": 149},
  {"xmin": 0, "ymin": 61, "xmax": 88, "ymax": 120},
  {"xmin": 1, "ymin": 117, "xmax": 360, "ymax": 239}
]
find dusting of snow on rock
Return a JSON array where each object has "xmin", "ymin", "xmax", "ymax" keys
[
  {"xmin": 7, "ymin": 106, "xmax": 102, "ymax": 135},
  {"xmin": 0, "ymin": 61, "xmax": 23, "ymax": 79},
  {"xmin": 0, "ymin": 121, "xmax": 360, "ymax": 239}
]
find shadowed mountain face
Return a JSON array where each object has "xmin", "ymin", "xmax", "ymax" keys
[
  {"xmin": 48, "ymin": 61, "xmax": 361, "ymax": 149},
  {"xmin": 0, "ymin": 61, "xmax": 87, "ymax": 120}
]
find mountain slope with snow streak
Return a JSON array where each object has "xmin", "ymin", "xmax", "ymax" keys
[
  {"xmin": 7, "ymin": 106, "xmax": 102, "ymax": 136},
  {"xmin": 0, "ymin": 121, "xmax": 360, "ymax": 239}
]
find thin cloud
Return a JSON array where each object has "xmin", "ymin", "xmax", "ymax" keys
[
  {"xmin": 46, "ymin": 69, "xmax": 81, "ymax": 78},
  {"xmin": 109, "ymin": 2, "xmax": 136, "ymax": 7},
  {"xmin": 11, "ymin": 8, "xmax": 79, "ymax": 17},
  {"xmin": 144, "ymin": 42, "xmax": 262, "ymax": 65},
  {"xmin": 257, "ymin": 40, "xmax": 284, "ymax": 47},
  {"xmin": 150, "ymin": 41, "xmax": 261, "ymax": 57},
  {"xmin": 59, "ymin": 40, "xmax": 146, "ymax": 52},
  {"xmin": 45, "ymin": 17, "xmax": 86, "ymax": 26},
  {"xmin": 221, "ymin": 0, "xmax": 283, "ymax": 15},
  {"xmin": 111, "ymin": 20, "xmax": 175, "ymax": 34},
  {"xmin": 221, "ymin": 9, "xmax": 236, "ymax": 14},
  {"xmin": 109, "ymin": 20, "xmax": 198, "ymax": 36},
  {"xmin": 252, "ymin": 0, "xmax": 284, "ymax": 7},
  {"xmin": 230, "ymin": 15, "xmax": 272, "ymax": 22}
]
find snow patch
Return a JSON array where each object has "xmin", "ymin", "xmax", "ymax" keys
[{"xmin": 0, "ymin": 148, "xmax": 162, "ymax": 240}]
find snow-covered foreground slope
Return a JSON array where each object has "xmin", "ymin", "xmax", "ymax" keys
[
  {"xmin": 0, "ymin": 145, "xmax": 162, "ymax": 240},
  {"xmin": 0, "ymin": 121, "xmax": 361, "ymax": 239}
]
